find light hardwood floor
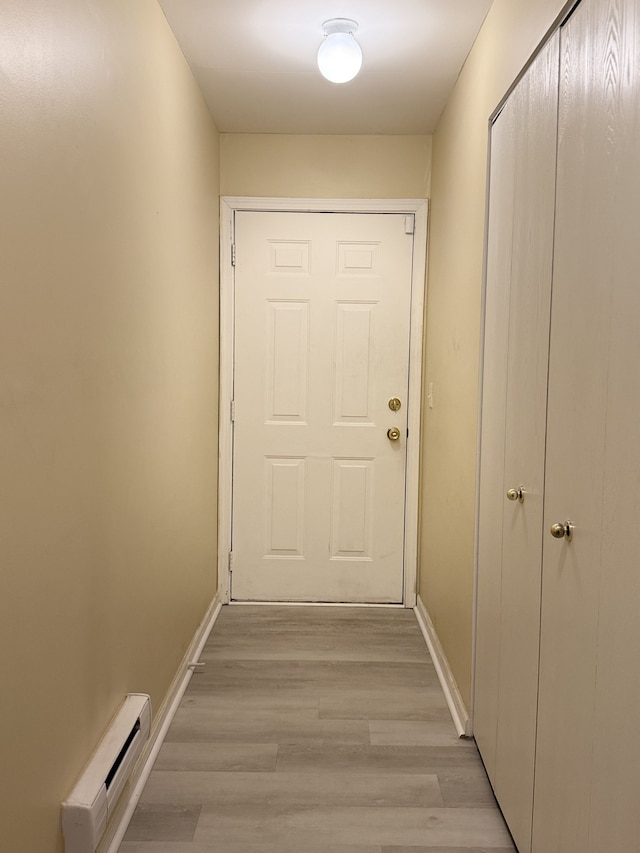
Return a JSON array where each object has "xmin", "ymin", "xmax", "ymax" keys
[{"xmin": 119, "ymin": 605, "xmax": 515, "ymax": 852}]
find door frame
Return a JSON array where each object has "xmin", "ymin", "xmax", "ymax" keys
[{"xmin": 218, "ymin": 197, "xmax": 429, "ymax": 606}]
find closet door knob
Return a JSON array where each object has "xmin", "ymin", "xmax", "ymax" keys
[
  {"xmin": 507, "ymin": 487, "xmax": 525, "ymax": 503},
  {"xmin": 550, "ymin": 521, "xmax": 574, "ymax": 542}
]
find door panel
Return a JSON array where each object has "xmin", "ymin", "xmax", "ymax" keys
[
  {"xmin": 533, "ymin": 0, "xmax": 614, "ymax": 847},
  {"xmin": 331, "ymin": 458, "xmax": 374, "ymax": 559},
  {"xmin": 334, "ymin": 302, "xmax": 376, "ymax": 422},
  {"xmin": 493, "ymin": 32, "xmax": 559, "ymax": 853},
  {"xmin": 589, "ymin": 5, "xmax": 640, "ymax": 843},
  {"xmin": 266, "ymin": 301, "xmax": 308, "ymax": 421},
  {"xmin": 533, "ymin": 1, "xmax": 640, "ymax": 850},
  {"xmin": 231, "ymin": 211, "xmax": 413, "ymax": 603},
  {"xmin": 264, "ymin": 457, "xmax": 305, "ymax": 557},
  {"xmin": 475, "ymin": 32, "xmax": 559, "ymax": 853}
]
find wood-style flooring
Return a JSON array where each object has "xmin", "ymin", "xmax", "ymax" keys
[{"xmin": 119, "ymin": 605, "xmax": 515, "ymax": 852}]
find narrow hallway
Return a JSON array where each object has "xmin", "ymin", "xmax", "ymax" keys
[{"xmin": 118, "ymin": 606, "xmax": 515, "ymax": 851}]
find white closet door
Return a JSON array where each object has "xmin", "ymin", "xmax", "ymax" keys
[
  {"xmin": 588, "ymin": 2, "xmax": 640, "ymax": 845},
  {"xmin": 533, "ymin": 0, "xmax": 640, "ymax": 849},
  {"xmin": 493, "ymin": 32, "xmax": 559, "ymax": 853},
  {"xmin": 475, "ymin": 33, "xmax": 559, "ymax": 853}
]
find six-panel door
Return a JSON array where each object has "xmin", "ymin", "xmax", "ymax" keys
[{"xmin": 231, "ymin": 211, "xmax": 414, "ymax": 602}]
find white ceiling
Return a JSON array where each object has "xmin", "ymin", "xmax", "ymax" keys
[{"xmin": 158, "ymin": 0, "xmax": 493, "ymax": 135}]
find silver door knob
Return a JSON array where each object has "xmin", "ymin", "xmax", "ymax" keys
[
  {"xmin": 550, "ymin": 521, "xmax": 574, "ymax": 542},
  {"xmin": 507, "ymin": 487, "xmax": 525, "ymax": 504},
  {"xmin": 387, "ymin": 427, "xmax": 401, "ymax": 441}
]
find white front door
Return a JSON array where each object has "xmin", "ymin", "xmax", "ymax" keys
[{"xmin": 231, "ymin": 210, "xmax": 415, "ymax": 603}]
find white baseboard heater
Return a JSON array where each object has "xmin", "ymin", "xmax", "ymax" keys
[{"xmin": 62, "ymin": 693, "xmax": 151, "ymax": 853}]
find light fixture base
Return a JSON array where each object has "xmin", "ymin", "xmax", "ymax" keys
[{"xmin": 322, "ymin": 18, "xmax": 359, "ymax": 37}]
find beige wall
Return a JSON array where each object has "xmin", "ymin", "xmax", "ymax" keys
[
  {"xmin": 0, "ymin": 2, "xmax": 220, "ymax": 851},
  {"xmin": 419, "ymin": 0, "xmax": 569, "ymax": 709},
  {"xmin": 220, "ymin": 134, "xmax": 432, "ymax": 198}
]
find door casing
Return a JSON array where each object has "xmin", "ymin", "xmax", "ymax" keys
[{"xmin": 218, "ymin": 197, "xmax": 429, "ymax": 606}]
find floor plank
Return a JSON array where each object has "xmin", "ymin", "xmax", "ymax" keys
[
  {"xmin": 153, "ymin": 741, "xmax": 278, "ymax": 772},
  {"xmin": 137, "ymin": 770, "xmax": 444, "ymax": 808},
  {"xmin": 275, "ymin": 743, "xmax": 486, "ymax": 775},
  {"xmin": 119, "ymin": 605, "xmax": 516, "ymax": 851},
  {"xmin": 192, "ymin": 805, "xmax": 513, "ymax": 847},
  {"xmin": 369, "ymin": 719, "xmax": 467, "ymax": 747},
  {"xmin": 165, "ymin": 703, "xmax": 371, "ymax": 745},
  {"xmin": 123, "ymin": 804, "xmax": 201, "ymax": 843}
]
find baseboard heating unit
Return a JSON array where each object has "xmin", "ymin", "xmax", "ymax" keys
[{"xmin": 62, "ymin": 693, "xmax": 151, "ymax": 853}]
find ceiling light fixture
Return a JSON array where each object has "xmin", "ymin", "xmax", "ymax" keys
[{"xmin": 317, "ymin": 18, "xmax": 362, "ymax": 84}]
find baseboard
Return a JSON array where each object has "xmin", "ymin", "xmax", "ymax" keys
[
  {"xmin": 97, "ymin": 591, "xmax": 224, "ymax": 853},
  {"xmin": 414, "ymin": 595, "xmax": 472, "ymax": 738}
]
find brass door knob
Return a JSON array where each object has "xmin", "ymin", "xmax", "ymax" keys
[
  {"xmin": 550, "ymin": 521, "xmax": 574, "ymax": 542},
  {"xmin": 507, "ymin": 487, "xmax": 525, "ymax": 504},
  {"xmin": 387, "ymin": 427, "xmax": 401, "ymax": 441}
]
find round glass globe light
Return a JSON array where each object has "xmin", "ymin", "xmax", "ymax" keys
[{"xmin": 317, "ymin": 32, "xmax": 363, "ymax": 84}]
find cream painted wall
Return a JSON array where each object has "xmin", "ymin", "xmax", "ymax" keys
[
  {"xmin": 0, "ymin": 2, "xmax": 220, "ymax": 851},
  {"xmin": 220, "ymin": 134, "xmax": 432, "ymax": 199},
  {"xmin": 420, "ymin": 0, "xmax": 569, "ymax": 710}
]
